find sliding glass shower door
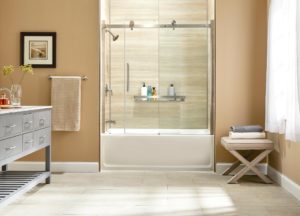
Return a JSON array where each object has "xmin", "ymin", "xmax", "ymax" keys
[
  {"xmin": 102, "ymin": 0, "xmax": 214, "ymax": 135},
  {"xmin": 124, "ymin": 28, "xmax": 160, "ymax": 134},
  {"xmin": 158, "ymin": 27, "xmax": 211, "ymax": 134}
]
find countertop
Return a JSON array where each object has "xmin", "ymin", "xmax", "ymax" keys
[{"xmin": 0, "ymin": 106, "xmax": 52, "ymax": 115}]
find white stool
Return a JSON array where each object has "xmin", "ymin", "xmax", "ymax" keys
[{"xmin": 221, "ymin": 137, "xmax": 274, "ymax": 184}]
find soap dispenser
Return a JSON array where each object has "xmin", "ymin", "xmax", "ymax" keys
[
  {"xmin": 168, "ymin": 84, "xmax": 175, "ymax": 96},
  {"xmin": 141, "ymin": 82, "xmax": 147, "ymax": 96}
]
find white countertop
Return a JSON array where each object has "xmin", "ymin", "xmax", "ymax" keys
[{"xmin": 0, "ymin": 106, "xmax": 52, "ymax": 115}]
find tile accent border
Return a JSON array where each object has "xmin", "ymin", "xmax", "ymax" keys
[
  {"xmin": 268, "ymin": 165, "xmax": 300, "ymax": 201},
  {"xmin": 8, "ymin": 162, "xmax": 99, "ymax": 173}
]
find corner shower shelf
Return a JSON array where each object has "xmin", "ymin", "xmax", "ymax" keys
[{"xmin": 134, "ymin": 96, "xmax": 185, "ymax": 102}]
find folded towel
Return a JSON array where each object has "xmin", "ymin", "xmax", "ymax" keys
[
  {"xmin": 230, "ymin": 125, "xmax": 263, "ymax": 133},
  {"xmin": 51, "ymin": 76, "xmax": 81, "ymax": 131},
  {"xmin": 229, "ymin": 131, "xmax": 266, "ymax": 139}
]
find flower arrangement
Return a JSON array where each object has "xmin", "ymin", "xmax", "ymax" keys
[
  {"xmin": 2, "ymin": 65, "xmax": 34, "ymax": 85},
  {"xmin": 1, "ymin": 65, "xmax": 34, "ymax": 106}
]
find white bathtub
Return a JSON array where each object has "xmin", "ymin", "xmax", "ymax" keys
[{"xmin": 101, "ymin": 129, "xmax": 214, "ymax": 171}]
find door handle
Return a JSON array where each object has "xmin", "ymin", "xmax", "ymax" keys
[
  {"xmin": 5, "ymin": 146, "xmax": 16, "ymax": 151},
  {"xmin": 24, "ymin": 121, "xmax": 33, "ymax": 128},
  {"xmin": 25, "ymin": 140, "xmax": 34, "ymax": 144},
  {"xmin": 5, "ymin": 124, "xmax": 16, "ymax": 128}
]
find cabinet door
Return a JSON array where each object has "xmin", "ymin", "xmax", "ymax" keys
[
  {"xmin": 0, "ymin": 136, "xmax": 22, "ymax": 159},
  {"xmin": 34, "ymin": 128, "xmax": 51, "ymax": 148},
  {"xmin": 0, "ymin": 114, "xmax": 22, "ymax": 139},
  {"xmin": 23, "ymin": 132, "xmax": 34, "ymax": 151},
  {"xmin": 23, "ymin": 113, "xmax": 34, "ymax": 133},
  {"xmin": 34, "ymin": 111, "xmax": 51, "ymax": 130}
]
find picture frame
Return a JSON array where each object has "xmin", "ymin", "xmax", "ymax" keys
[{"xmin": 20, "ymin": 32, "xmax": 56, "ymax": 68}]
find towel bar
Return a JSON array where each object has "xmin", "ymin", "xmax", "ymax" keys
[{"xmin": 48, "ymin": 75, "xmax": 88, "ymax": 80}]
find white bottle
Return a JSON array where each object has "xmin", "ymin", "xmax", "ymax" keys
[
  {"xmin": 141, "ymin": 82, "xmax": 147, "ymax": 96},
  {"xmin": 168, "ymin": 84, "xmax": 175, "ymax": 96}
]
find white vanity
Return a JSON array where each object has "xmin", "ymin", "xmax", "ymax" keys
[{"xmin": 0, "ymin": 106, "xmax": 51, "ymax": 206}]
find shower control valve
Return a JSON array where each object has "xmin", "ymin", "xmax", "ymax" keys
[{"xmin": 105, "ymin": 84, "xmax": 113, "ymax": 96}]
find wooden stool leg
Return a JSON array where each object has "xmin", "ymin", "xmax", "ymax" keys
[
  {"xmin": 246, "ymin": 150, "xmax": 273, "ymax": 184},
  {"xmin": 223, "ymin": 160, "xmax": 241, "ymax": 176},
  {"xmin": 222, "ymin": 151, "xmax": 254, "ymax": 176},
  {"xmin": 228, "ymin": 150, "xmax": 272, "ymax": 184}
]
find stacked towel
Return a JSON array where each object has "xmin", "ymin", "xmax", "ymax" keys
[
  {"xmin": 229, "ymin": 125, "xmax": 265, "ymax": 139},
  {"xmin": 230, "ymin": 125, "xmax": 263, "ymax": 133}
]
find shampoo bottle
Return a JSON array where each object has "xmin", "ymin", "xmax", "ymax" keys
[
  {"xmin": 147, "ymin": 85, "xmax": 152, "ymax": 97},
  {"xmin": 152, "ymin": 87, "xmax": 157, "ymax": 101},
  {"xmin": 141, "ymin": 82, "xmax": 147, "ymax": 96},
  {"xmin": 168, "ymin": 84, "xmax": 175, "ymax": 96}
]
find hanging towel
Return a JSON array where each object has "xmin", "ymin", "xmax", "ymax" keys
[
  {"xmin": 230, "ymin": 125, "xmax": 264, "ymax": 133},
  {"xmin": 51, "ymin": 76, "xmax": 81, "ymax": 131},
  {"xmin": 229, "ymin": 131, "xmax": 266, "ymax": 139}
]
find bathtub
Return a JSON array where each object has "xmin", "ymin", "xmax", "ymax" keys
[{"xmin": 101, "ymin": 129, "xmax": 214, "ymax": 171}]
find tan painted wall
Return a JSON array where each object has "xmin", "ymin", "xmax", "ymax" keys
[
  {"xmin": 268, "ymin": 134, "xmax": 300, "ymax": 185},
  {"xmin": 215, "ymin": 0, "xmax": 268, "ymax": 162},
  {"xmin": 0, "ymin": 0, "xmax": 100, "ymax": 162},
  {"xmin": 0, "ymin": 0, "xmax": 268, "ymax": 164}
]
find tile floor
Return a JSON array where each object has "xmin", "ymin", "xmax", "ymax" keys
[{"xmin": 0, "ymin": 172, "xmax": 299, "ymax": 216}]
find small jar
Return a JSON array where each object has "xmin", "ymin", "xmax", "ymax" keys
[
  {"xmin": 0, "ymin": 94, "xmax": 5, "ymax": 105},
  {"xmin": 0, "ymin": 94, "xmax": 9, "ymax": 105}
]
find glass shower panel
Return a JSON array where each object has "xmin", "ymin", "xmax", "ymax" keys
[
  {"xmin": 110, "ymin": 0, "xmax": 159, "ymax": 25},
  {"xmin": 158, "ymin": 27, "xmax": 209, "ymax": 134},
  {"xmin": 106, "ymin": 28, "xmax": 125, "ymax": 133},
  {"xmin": 124, "ymin": 28, "xmax": 159, "ymax": 133},
  {"xmin": 159, "ymin": 0, "xmax": 209, "ymax": 24}
]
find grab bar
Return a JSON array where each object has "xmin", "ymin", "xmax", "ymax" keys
[{"xmin": 126, "ymin": 63, "xmax": 130, "ymax": 92}]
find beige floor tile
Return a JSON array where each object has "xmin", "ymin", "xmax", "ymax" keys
[{"xmin": 0, "ymin": 172, "xmax": 299, "ymax": 216}]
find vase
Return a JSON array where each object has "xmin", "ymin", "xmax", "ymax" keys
[{"xmin": 10, "ymin": 84, "xmax": 22, "ymax": 106}]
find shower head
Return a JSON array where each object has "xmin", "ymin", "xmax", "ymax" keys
[{"xmin": 105, "ymin": 30, "xmax": 119, "ymax": 41}]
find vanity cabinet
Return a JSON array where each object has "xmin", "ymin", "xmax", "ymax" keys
[{"xmin": 0, "ymin": 106, "xmax": 52, "ymax": 206}]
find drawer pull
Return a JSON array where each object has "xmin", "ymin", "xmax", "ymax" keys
[
  {"xmin": 5, "ymin": 124, "xmax": 16, "ymax": 128},
  {"xmin": 39, "ymin": 119, "xmax": 45, "ymax": 127},
  {"xmin": 24, "ymin": 121, "xmax": 33, "ymax": 127},
  {"xmin": 5, "ymin": 146, "xmax": 16, "ymax": 151},
  {"xmin": 25, "ymin": 140, "xmax": 34, "ymax": 144}
]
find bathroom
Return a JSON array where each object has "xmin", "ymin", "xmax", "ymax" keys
[{"xmin": 0, "ymin": 0, "xmax": 300, "ymax": 215}]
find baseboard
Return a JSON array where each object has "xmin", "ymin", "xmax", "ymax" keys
[
  {"xmin": 216, "ymin": 163, "xmax": 267, "ymax": 175},
  {"xmin": 268, "ymin": 165, "xmax": 300, "ymax": 201},
  {"xmin": 7, "ymin": 162, "xmax": 99, "ymax": 173}
]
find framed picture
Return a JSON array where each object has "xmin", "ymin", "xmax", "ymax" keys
[{"xmin": 20, "ymin": 32, "xmax": 56, "ymax": 68}]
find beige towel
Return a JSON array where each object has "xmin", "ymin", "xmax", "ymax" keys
[{"xmin": 51, "ymin": 76, "xmax": 81, "ymax": 131}]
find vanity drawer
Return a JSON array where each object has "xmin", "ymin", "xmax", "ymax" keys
[
  {"xmin": 34, "ymin": 110, "xmax": 51, "ymax": 130},
  {"xmin": 23, "ymin": 133, "xmax": 34, "ymax": 151},
  {"xmin": 0, "ymin": 136, "xmax": 22, "ymax": 159},
  {"xmin": 0, "ymin": 114, "xmax": 22, "ymax": 140},
  {"xmin": 23, "ymin": 113, "xmax": 34, "ymax": 133},
  {"xmin": 34, "ymin": 128, "xmax": 51, "ymax": 148}
]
